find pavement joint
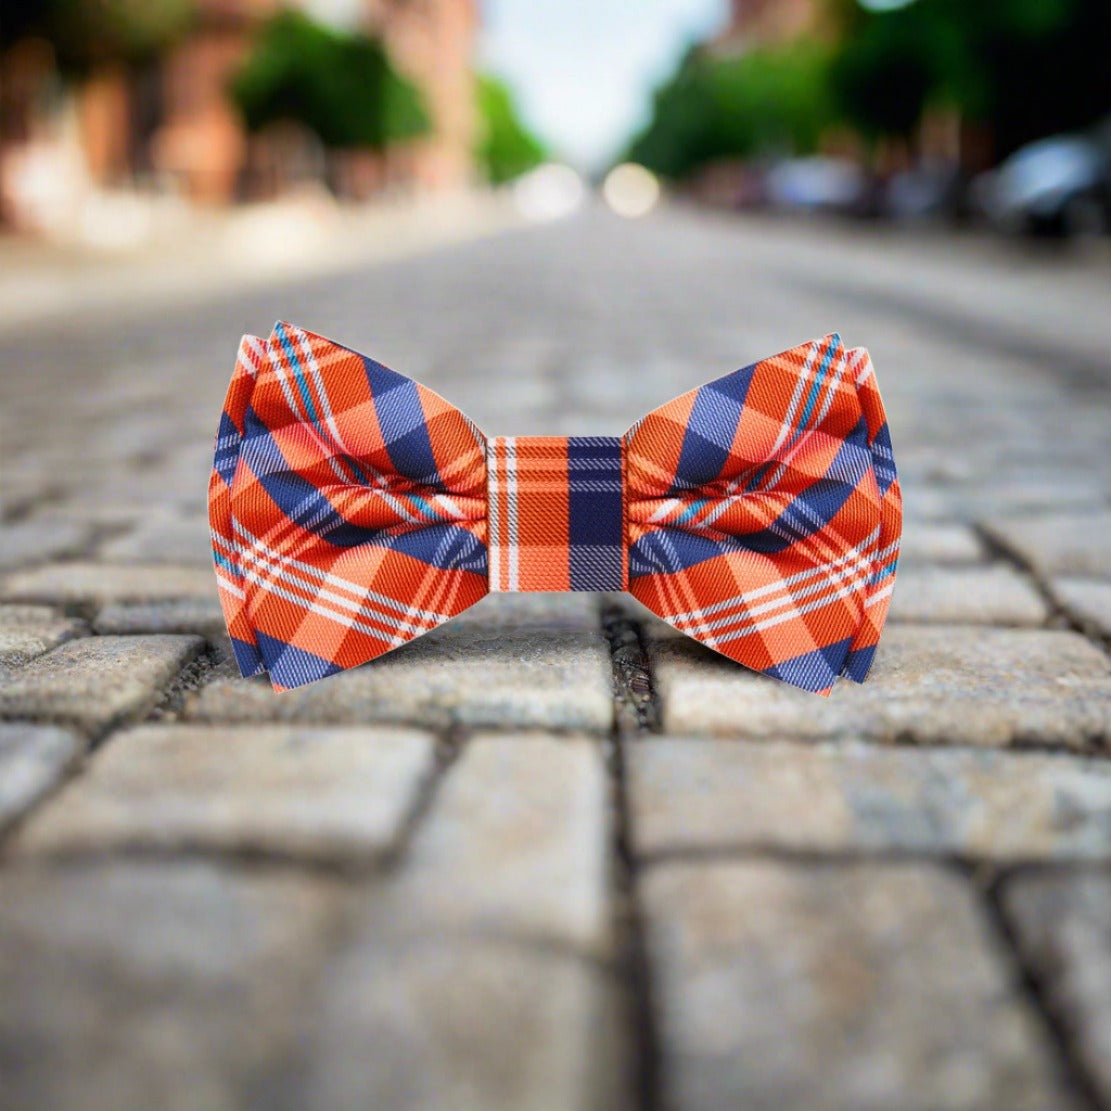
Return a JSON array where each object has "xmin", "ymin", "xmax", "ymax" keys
[
  {"xmin": 609, "ymin": 725, "xmax": 663, "ymax": 1111},
  {"xmin": 974, "ymin": 522, "xmax": 1086, "ymax": 636},
  {"xmin": 982, "ymin": 868, "xmax": 1107, "ymax": 1111},
  {"xmin": 602, "ymin": 602, "xmax": 662, "ymax": 735},
  {"xmin": 633, "ymin": 842, "xmax": 1111, "ymax": 873},
  {"xmin": 605, "ymin": 605, "xmax": 664, "ymax": 1111}
]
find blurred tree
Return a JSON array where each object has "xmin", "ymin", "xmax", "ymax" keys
[
  {"xmin": 827, "ymin": 0, "xmax": 1111, "ymax": 155},
  {"xmin": 827, "ymin": 5, "xmax": 951, "ymax": 144},
  {"xmin": 229, "ymin": 10, "xmax": 429, "ymax": 151},
  {"xmin": 2, "ymin": 0, "xmax": 196, "ymax": 74},
  {"xmin": 473, "ymin": 74, "xmax": 546, "ymax": 184},
  {"xmin": 628, "ymin": 41, "xmax": 834, "ymax": 179}
]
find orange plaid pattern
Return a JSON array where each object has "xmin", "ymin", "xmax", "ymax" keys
[{"xmin": 210, "ymin": 325, "xmax": 900, "ymax": 694}]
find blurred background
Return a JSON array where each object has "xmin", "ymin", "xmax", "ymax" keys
[{"xmin": 2, "ymin": 0, "xmax": 1109, "ymax": 248}]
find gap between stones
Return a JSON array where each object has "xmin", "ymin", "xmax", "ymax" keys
[
  {"xmin": 979, "ymin": 865, "xmax": 1107, "ymax": 1111},
  {"xmin": 975, "ymin": 523, "xmax": 1094, "ymax": 642},
  {"xmin": 602, "ymin": 601, "xmax": 663, "ymax": 1111}
]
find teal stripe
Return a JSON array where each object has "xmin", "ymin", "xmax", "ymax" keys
[
  {"xmin": 409, "ymin": 494, "xmax": 446, "ymax": 521},
  {"xmin": 213, "ymin": 549, "xmax": 239, "ymax": 575},
  {"xmin": 275, "ymin": 323, "xmax": 321, "ymax": 429},
  {"xmin": 872, "ymin": 560, "xmax": 898, "ymax": 584},
  {"xmin": 674, "ymin": 498, "xmax": 709, "ymax": 526},
  {"xmin": 797, "ymin": 335, "xmax": 838, "ymax": 432}
]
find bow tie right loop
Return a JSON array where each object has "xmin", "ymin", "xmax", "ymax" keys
[{"xmin": 624, "ymin": 334, "xmax": 900, "ymax": 693}]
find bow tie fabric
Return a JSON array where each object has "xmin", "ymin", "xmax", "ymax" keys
[{"xmin": 209, "ymin": 323, "xmax": 901, "ymax": 696}]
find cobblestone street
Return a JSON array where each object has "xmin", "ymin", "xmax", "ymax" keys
[{"xmin": 2, "ymin": 204, "xmax": 1110, "ymax": 1110}]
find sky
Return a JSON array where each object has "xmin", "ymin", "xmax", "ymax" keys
[{"xmin": 478, "ymin": 0, "xmax": 730, "ymax": 172}]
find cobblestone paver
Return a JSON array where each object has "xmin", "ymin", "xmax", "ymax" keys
[
  {"xmin": 13, "ymin": 724, "xmax": 437, "ymax": 863},
  {"xmin": 648, "ymin": 623, "xmax": 1111, "ymax": 746},
  {"xmin": 1, "ymin": 206, "xmax": 1109, "ymax": 1108},
  {"xmin": 1001, "ymin": 869, "xmax": 1111, "ymax": 1107},
  {"xmin": 0, "ymin": 723, "xmax": 81, "ymax": 832},
  {"xmin": 643, "ymin": 861, "xmax": 1078, "ymax": 1111}
]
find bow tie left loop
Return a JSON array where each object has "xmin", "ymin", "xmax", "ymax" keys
[{"xmin": 209, "ymin": 322, "xmax": 488, "ymax": 689}]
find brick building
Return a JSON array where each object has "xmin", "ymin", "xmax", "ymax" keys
[
  {"xmin": 714, "ymin": 0, "xmax": 824, "ymax": 51},
  {"xmin": 1, "ymin": 0, "xmax": 477, "ymax": 222}
]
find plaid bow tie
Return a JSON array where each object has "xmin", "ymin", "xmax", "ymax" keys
[{"xmin": 209, "ymin": 322, "xmax": 901, "ymax": 696}]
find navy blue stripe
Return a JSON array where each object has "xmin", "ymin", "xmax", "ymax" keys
[
  {"xmin": 871, "ymin": 422, "xmax": 897, "ymax": 495},
  {"xmin": 671, "ymin": 363, "xmax": 755, "ymax": 493},
  {"xmin": 214, "ymin": 411, "xmax": 242, "ymax": 486},
  {"xmin": 567, "ymin": 437, "xmax": 623, "ymax": 591},
  {"xmin": 361, "ymin": 355, "xmax": 442, "ymax": 487},
  {"xmin": 763, "ymin": 637, "xmax": 852, "ymax": 693}
]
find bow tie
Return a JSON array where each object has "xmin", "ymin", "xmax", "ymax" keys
[{"xmin": 209, "ymin": 322, "xmax": 901, "ymax": 696}]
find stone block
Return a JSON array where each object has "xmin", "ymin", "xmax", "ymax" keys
[
  {"xmin": 0, "ymin": 861, "xmax": 339, "ymax": 1111},
  {"xmin": 15, "ymin": 724, "xmax": 435, "ymax": 862},
  {"xmin": 650, "ymin": 624, "xmax": 1111, "ymax": 748},
  {"xmin": 0, "ymin": 723, "xmax": 81, "ymax": 832},
  {"xmin": 2, "ymin": 561, "xmax": 215, "ymax": 605},
  {"xmin": 643, "ymin": 860, "xmax": 1076, "ymax": 1110},
  {"xmin": 889, "ymin": 565, "xmax": 1047, "ymax": 626},
  {"xmin": 628, "ymin": 739, "xmax": 1111, "ymax": 861},
  {"xmin": 1050, "ymin": 578, "xmax": 1111, "ymax": 640},
  {"xmin": 985, "ymin": 512, "xmax": 1111, "ymax": 579},
  {"xmin": 0, "ymin": 604, "xmax": 85, "ymax": 669},
  {"xmin": 1001, "ymin": 868, "xmax": 1111, "ymax": 1106},
  {"xmin": 0, "ymin": 635, "xmax": 203, "ymax": 730},
  {"xmin": 189, "ymin": 613, "xmax": 613, "ymax": 735}
]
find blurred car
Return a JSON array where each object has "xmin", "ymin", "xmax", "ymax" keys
[
  {"xmin": 764, "ymin": 157, "xmax": 868, "ymax": 215},
  {"xmin": 974, "ymin": 125, "xmax": 1111, "ymax": 237},
  {"xmin": 884, "ymin": 160, "xmax": 966, "ymax": 222}
]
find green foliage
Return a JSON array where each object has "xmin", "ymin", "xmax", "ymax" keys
[
  {"xmin": 627, "ymin": 41, "xmax": 835, "ymax": 179},
  {"xmin": 828, "ymin": 5, "xmax": 958, "ymax": 140},
  {"xmin": 473, "ymin": 74, "xmax": 546, "ymax": 184},
  {"xmin": 623, "ymin": 0, "xmax": 1108, "ymax": 179},
  {"xmin": 827, "ymin": 0, "xmax": 1106, "ymax": 151},
  {"xmin": 5, "ymin": 0, "xmax": 196, "ymax": 73},
  {"xmin": 229, "ymin": 10, "xmax": 430, "ymax": 150}
]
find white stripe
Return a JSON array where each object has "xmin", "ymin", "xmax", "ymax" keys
[
  {"xmin": 674, "ymin": 548, "xmax": 872, "ymax": 638},
  {"xmin": 239, "ymin": 565, "xmax": 404, "ymax": 645},
  {"xmin": 646, "ymin": 497, "xmax": 682, "ymax": 524},
  {"xmin": 240, "ymin": 550, "xmax": 438, "ymax": 640},
  {"xmin": 712, "ymin": 568, "xmax": 873, "ymax": 645},
  {"xmin": 506, "ymin": 437, "xmax": 519, "ymax": 592},
  {"xmin": 215, "ymin": 574, "xmax": 245, "ymax": 600},
  {"xmin": 292, "ymin": 325, "xmax": 356, "ymax": 458},
  {"xmin": 263, "ymin": 336, "xmax": 356, "ymax": 490},
  {"xmin": 433, "ymin": 494, "xmax": 467, "ymax": 520},
  {"xmin": 766, "ymin": 340, "xmax": 821, "ymax": 461},
  {"xmin": 761, "ymin": 342, "xmax": 853, "ymax": 495},
  {"xmin": 232, "ymin": 518, "xmax": 452, "ymax": 623},
  {"xmin": 712, "ymin": 340, "xmax": 823, "ymax": 505},
  {"xmin": 295, "ymin": 323, "xmax": 469, "ymax": 525},
  {"xmin": 666, "ymin": 525, "xmax": 880, "ymax": 623},
  {"xmin": 241, "ymin": 335, "xmax": 267, "ymax": 377},
  {"xmin": 285, "ymin": 326, "xmax": 431, "ymax": 525},
  {"xmin": 239, "ymin": 542, "xmax": 440, "ymax": 631},
  {"xmin": 487, "ymin": 439, "xmax": 501, "ymax": 590},
  {"xmin": 875, "ymin": 538, "xmax": 900, "ymax": 561},
  {"xmin": 851, "ymin": 348, "xmax": 873, "ymax": 386},
  {"xmin": 866, "ymin": 581, "xmax": 895, "ymax": 608}
]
